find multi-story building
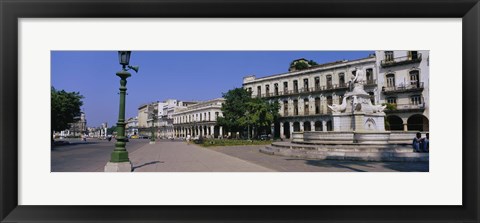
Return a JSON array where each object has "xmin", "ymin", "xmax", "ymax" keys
[
  {"xmin": 242, "ymin": 51, "xmax": 429, "ymax": 139},
  {"xmin": 376, "ymin": 50, "xmax": 429, "ymax": 132},
  {"xmin": 172, "ymin": 98, "xmax": 225, "ymax": 139},
  {"xmin": 125, "ymin": 116, "xmax": 138, "ymax": 137},
  {"xmin": 137, "ymin": 99, "xmax": 197, "ymax": 138},
  {"xmin": 56, "ymin": 112, "xmax": 87, "ymax": 138}
]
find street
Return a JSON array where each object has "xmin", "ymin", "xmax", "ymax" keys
[
  {"xmin": 51, "ymin": 138, "xmax": 148, "ymax": 172},
  {"xmin": 52, "ymin": 139, "xmax": 428, "ymax": 172}
]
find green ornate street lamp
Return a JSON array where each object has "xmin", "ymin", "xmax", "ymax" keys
[{"xmin": 105, "ymin": 51, "xmax": 139, "ymax": 172}]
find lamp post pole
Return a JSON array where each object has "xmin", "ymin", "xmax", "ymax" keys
[
  {"xmin": 105, "ymin": 51, "xmax": 138, "ymax": 172},
  {"xmin": 110, "ymin": 69, "xmax": 130, "ymax": 163}
]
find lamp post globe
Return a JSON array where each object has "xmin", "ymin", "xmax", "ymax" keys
[
  {"xmin": 118, "ymin": 51, "xmax": 131, "ymax": 67},
  {"xmin": 105, "ymin": 51, "xmax": 138, "ymax": 172}
]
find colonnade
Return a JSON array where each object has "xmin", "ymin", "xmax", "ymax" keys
[{"xmin": 174, "ymin": 125, "xmax": 223, "ymax": 138}]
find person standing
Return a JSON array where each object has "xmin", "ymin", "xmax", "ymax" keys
[
  {"xmin": 423, "ymin": 133, "xmax": 429, "ymax": 152},
  {"xmin": 412, "ymin": 132, "xmax": 422, "ymax": 152}
]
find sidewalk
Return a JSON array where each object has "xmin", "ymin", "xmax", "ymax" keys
[{"xmin": 129, "ymin": 140, "xmax": 275, "ymax": 172}]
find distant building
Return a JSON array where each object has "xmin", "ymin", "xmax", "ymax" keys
[
  {"xmin": 137, "ymin": 99, "xmax": 197, "ymax": 138},
  {"xmin": 172, "ymin": 98, "xmax": 225, "ymax": 139},
  {"xmin": 125, "ymin": 116, "xmax": 138, "ymax": 137},
  {"xmin": 56, "ymin": 112, "xmax": 87, "ymax": 138}
]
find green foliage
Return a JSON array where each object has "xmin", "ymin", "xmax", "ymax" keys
[
  {"xmin": 294, "ymin": 61, "xmax": 310, "ymax": 70},
  {"xmin": 200, "ymin": 139, "xmax": 273, "ymax": 147},
  {"xmin": 107, "ymin": 126, "xmax": 117, "ymax": 135},
  {"xmin": 308, "ymin": 60, "xmax": 318, "ymax": 66},
  {"xmin": 382, "ymin": 103, "xmax": 397, "ymax": 111},
  {"xmin": 289, "ymin": 59, "xmax": 318, "ymax": 71},
  {"xmin": 51, "ymin": 87, "xmax": 84, "ymax": 132},
  {"xmin": 218, "ymin": 88, "xmax": 280, "ymax": 137}
]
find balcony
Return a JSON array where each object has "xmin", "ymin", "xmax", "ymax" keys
[
  {"xmin": 364, "ymin": 79, "xmax": 376, "ymax": 87},
  {"xmin": 254, "ymin": 81, "xmax": 375, "ymax": 99},
  {"xmin": 385, "ymin": 103, "xmax": 426, "ymax": 113},
  {"xmin": 381, "ymin": 53, "xmax": 422, "ymax": 67},
  {"xmin": 382, "ymin": 82, "xmax": 424, "ymax": 94}
]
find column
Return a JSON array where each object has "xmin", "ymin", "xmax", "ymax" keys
[
  {"xmin": 289, "ymin": 122, "xmax": 293, "ymax": 136},
  {"xmin": 210, "ymin": 125, "xmax": 215, "ymax": 137},
  {"xmin": 322, "ymin": 120, "xmax": 327, "ymax": 132},
  {"xmin": 403, "ymin": 123, "xmax": 408, "ymax": 132},
  {"xmin": 280, "ymin": 122, "xmax": 285, "ymax": 139},
  {"xmin": 311, "ymin": 121, "xmax": 315, "ymax": 131},
  {"xmin": 300, "ymin": 121, "xmax": 304, "ymax": 132},
  {"xmin": 220, "ymin": 126, "xmax": 223, "ymax": 137}
]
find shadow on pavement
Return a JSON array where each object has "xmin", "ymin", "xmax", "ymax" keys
[
  {"xmin": 132, "ymin": 161, "xmax": 163, "ymax": 171},
  {"xmin": 284, "ymin": 158, "xmax": 427, "ymax": 172}
]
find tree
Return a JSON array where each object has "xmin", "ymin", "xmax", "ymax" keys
[
  {"xmin": 218, "ymin": 88, "xmax": 279, "ymax": 139},
  {"xmin": 107, "ymin": 126, "xmax": 117, "ymax": 135},
  {"xmin": 289, "ymin": 59, "xmax": 319, "ymax": 71},
  {"xmin": 51, "ymin": 87, "xmax": 84, "ymax": 140}
]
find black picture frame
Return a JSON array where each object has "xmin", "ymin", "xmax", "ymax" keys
[{"xmin": 1, "ymin": 0, "xmax": 478, "ymax": 222}]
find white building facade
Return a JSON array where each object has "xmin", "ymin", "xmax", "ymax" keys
[
  {"xmin": 172, "ymin": 98, "xmax": 225, "ymax": 139},
  {"xmin": 242, "ymin": 51, "xmax": 429, "ymax": 139},
  {"xmin": 376, "ymin": 50, "xmax": 429, "ymax": 132}
]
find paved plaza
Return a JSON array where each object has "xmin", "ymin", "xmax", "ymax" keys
[{"xmin": 51, "ymin": 139, "xmax": 428, "ymax": 172}]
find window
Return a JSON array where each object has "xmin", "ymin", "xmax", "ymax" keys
[
  {"xmin": 265, "ymin": 84, "xmax": 270, "ymax": 96},
  {"xmin": 293, "ymin": 80, "xmax": 298, "ymax": 93},
  {"xmin": 274, "ymin": 83, "xmax": 279, "ymax": 95},
  {"xmin": 326, "ymin": 75, "xmax": 333, "ymax": 89},
  {"xmin": 215, "ymin": 112, "xmax": 219, "ymax": 120},
  {"xmin": 257, "ymin": 86, "xmax": 261, "ymax": 97},
  {"xmin": 283, "ymin": 82, "xmax": 288, "ymax": 93},
  {"xmin": 411, "ymin": 95, "xmax": 422, "ymax": 105},
  {"xmin": 327, "ymin": 96, "xmax": 333, "ymax": 106},
  {"xmin": 283, "ymin": 101, "xmax": 289, "ymax": 116},
  {"xmin": 410, "ymin": 70, "xmax": 420, "ymax": 88},
  {"xmin": 314, "ymin": 77, "xmax": 320, "ymax": 90},
  {"xmin": 293, "ymin": 100, "xmax": 299, "ymax": 115},
  {"xmin": 315, "ymin": 97, "xmax": 320, "ymax": 114},
  {"xmin": 338, "ymin": 73, "xmax": 345, "ymax": 87},
  {"xmin": 385, "ymin": 51, "xmax": 394, "ymax": 62},
  {"xmin": 387, "ymin": 97, "xmax": 397, "ymax": 104},
  {"xmin": 304, "ymin": 98, "xmax": 309, "ymax": 115},
  {"xmin": 366, "ymin": 68, "xmax": 373, "ymax": 84},
  {"xmin": 208, "ymin": 112, "xmax": 211, "ymax": 121},
  {"xmin": 408, "ymin": 51, "xmax": 418, "ymax": 60},
  {"xmin": 386, "ymin": 73, "xmax": 395, "ymax": 88},
  {"xmin": 303, "ymin": 78, "xmax": 309, "ymax": 91}
]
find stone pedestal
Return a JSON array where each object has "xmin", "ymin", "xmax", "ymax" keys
[{"xmin": 104, "ymin": 161, "xmax": 132, "ymax": 172}]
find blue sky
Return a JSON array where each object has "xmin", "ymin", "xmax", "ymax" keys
[{"xmin": 51, "ymin": 51, "xmax": 374, "ymax": 127}]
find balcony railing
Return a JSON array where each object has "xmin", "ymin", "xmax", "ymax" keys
[
  {"xmin": 385, "ymin": 103, "xmax": 426, "ymax": 112},
  {"xmin": 382, "ymin": 82, "xmax": 424, "ymax": 94},
  {"xmin": 253, "ymin": 80, "xmax": 379, "ymax": 98},
  {"xmin": 364, "ymin": 79, "xmax": 376, "ymax": 86},
  {"xmin": 381, "ymin": 53, "xmax": 422, "ymax": 67}
]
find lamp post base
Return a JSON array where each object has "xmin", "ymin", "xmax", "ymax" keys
[{"xmin": 104, "ymin": 161, "xmax": 132, "ymax": 172}]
